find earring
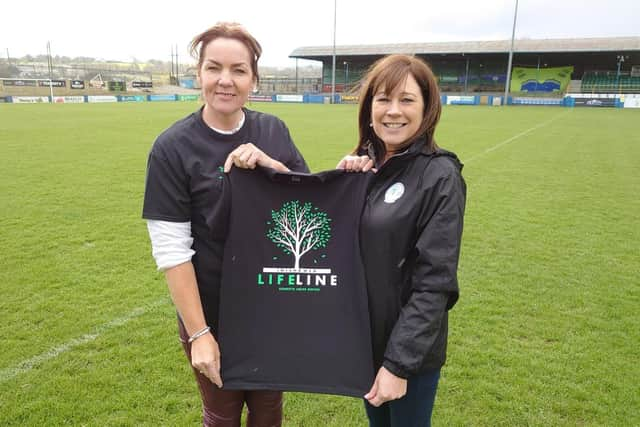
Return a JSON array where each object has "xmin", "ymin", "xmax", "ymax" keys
[{"xmin": 369, "ymin": 123, "xmax": 373, "ymax": 127}]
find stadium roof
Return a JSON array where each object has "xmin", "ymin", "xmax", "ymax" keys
[{"xmin": 290, "ymin": 36, "xmax": 640, "ymax": 59}]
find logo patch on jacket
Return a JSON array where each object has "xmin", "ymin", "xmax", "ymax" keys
[{"xmin": 384, "ymin": 182, "xmax": 405, "ymax": 203}]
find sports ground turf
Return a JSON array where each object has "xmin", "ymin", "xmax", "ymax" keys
[{"xmin": 1, "ymin": 102, "xmax": 638, "ymax": 425}]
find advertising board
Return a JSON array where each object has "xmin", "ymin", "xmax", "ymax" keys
[
  {"xmin": 38, "ymin": 80, "xmax": 66, "ymax": 88},
  {"xmin": 11, "ymin": 96, "xmax": 50, "ymax": 103},
  {"xmin": 249, "ymin": 95, "xmax": 273, "ymax": 102},
  {"xmin": 53, "ymin": 96, "xmax": 85, "ymax": 103},
  {"xmin": 87, "ymin": 96, "xmax": 118, "ymax": 103},
  {"xmin": 148, "ymin": 94, "xmax": 176, "ymax": 102},
  {"xmin": 446, "ymin": 96, "xmax": 476, "ymax": 105},
  {"xmin": 177, "ymin": 94, "xmax": 200, "ymax": 101},
  {"xmin": 2, "ymin": 79, "xmax": 37, "ymax": 86},
  {"xmin": 275, "ymin": 94, "xmax": 304, "ymax": 102},
  {"xmin": 71, "ymin": 80, "xmax": 85, "ymax": 89},
  {"xmin": 512, "ymin": 97, "xmax": 564, "ymax": 106},
  {"xmin": 108, "ymin": 81, "xmax": 126, "ymax": 91},
  {"xmin": 119, "ymin": 95, "xmax": 146, "ymax": 102},
  {"xmin": 623, "ymin": 94, "xmax": 640, "ymax": 108}
]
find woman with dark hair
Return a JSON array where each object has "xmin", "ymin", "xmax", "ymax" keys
[
  {"xmin": 343, "ymin": 54, "xmax": 466, "ymax": 426},
  {"xmin": 142, "ymin": 22, "xmax": 308, "ymax": 426}
]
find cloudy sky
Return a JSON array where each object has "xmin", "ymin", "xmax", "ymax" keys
[{"xmin": 2, "ymin": 0, "xmax": 638, "ymax": 67}]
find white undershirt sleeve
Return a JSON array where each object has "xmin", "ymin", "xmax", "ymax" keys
[{"xmin": 146, "ymin": 220, "xmax": 196, "ymax": 271}]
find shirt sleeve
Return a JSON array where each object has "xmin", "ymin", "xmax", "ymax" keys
[
  {"xmin": 382, "ymin": 170, "xmax": 466, "ymax": 378},
  {"xmin": 146, "ymin": 220, "xmax": 195, "ymax": 271},
  {"xmin": 142, "ymin": 147, "xmax": 191, "ymax": 222}
]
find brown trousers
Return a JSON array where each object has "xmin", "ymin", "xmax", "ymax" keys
[{"xmin": 178, "ymin": 319, "xmax": 283, "ymax": 427}]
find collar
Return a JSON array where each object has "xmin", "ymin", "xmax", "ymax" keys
[
  {"xmin": 207, "ymin": 110, "xmax": 246, "ymax": 135},
  {"xmin": 367, "ymin": 135, "xmax": 431, "ymax": 168}
]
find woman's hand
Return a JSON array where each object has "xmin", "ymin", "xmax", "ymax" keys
[
  {"xmin": 336, "ymin": 155, "xmax": 374, "ymax": 172},
  {"xmin": 224, "ymin": 143, "xmax": 289, "ymax": 173},
  {"xmin": 364, "ymin": 366, "xmax": 407, "ymax": 407},
  {"xmin": 190, "ymin": 332, "xmax": 223, "ymax": 387}
]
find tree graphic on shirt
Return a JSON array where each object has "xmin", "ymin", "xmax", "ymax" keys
[{"xmin": 266, "ymin": 201, "xmax": 331, "ymax": 270}]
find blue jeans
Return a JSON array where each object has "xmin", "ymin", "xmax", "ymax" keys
[{"xmin": 364, "ymin": 368, "xmax": 441, "ymax": 427}]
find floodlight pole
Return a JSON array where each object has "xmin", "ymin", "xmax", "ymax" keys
[
  {"xmin": 47, "ymin": 41, "xmax": 54, "ymax": 103},
  {"xmin": 616, "ymin": 55, "xmax": 624, "ymax": 93},
  {"xmin": 331, "ymin": 0, "xmax": 337, "ymax": 104},
  {"xmin": 175, "ymin": 44, "xmax": 180, "ymax": 87},
  {"xmin": 343, "ymin": 61, "xmax": 349, "ymax": 92},
  {"xmin": 503, "ymin": 0, "xmax": 518, "ymax": 105},
  {"xmin": 535, "ymin": 55, "xmax": 540, "ymax": 93},
  {"xmin": 464, "ymin": 56, "xmax": 470, "ymax": 94}
]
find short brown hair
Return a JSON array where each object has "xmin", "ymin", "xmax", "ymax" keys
[
  {"xmin": 189, "ymin": 22, "xmax": 262, "ymax": 83},
  {"xmin": 356, "ymin": 54, "xmax": 441, "ymax": 160}
]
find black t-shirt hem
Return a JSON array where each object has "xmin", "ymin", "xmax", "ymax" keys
[{"xmin": 221, "ymin": 381, "xmax": 367, "ymax": 398}]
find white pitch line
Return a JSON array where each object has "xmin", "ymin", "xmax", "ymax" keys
[
  {"xmin": 0, "ymin": 297, "xmax": 168, "ymax": 383},
  {"xmin": 464, "ymin": 109, "xmax": 572, "ymax": 164}
]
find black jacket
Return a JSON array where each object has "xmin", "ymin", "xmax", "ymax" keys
[{"xmin": 359, "ymin": 137, "xmax": 466, "ymax": 378}]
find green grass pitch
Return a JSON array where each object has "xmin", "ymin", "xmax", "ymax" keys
[{"xmin": 0, "ymin": 102, "xmax": 638, "ymax": 425}]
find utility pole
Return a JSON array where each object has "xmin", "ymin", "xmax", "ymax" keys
[{"xmin": 504, "ymin": 0, "xmax": 519, "ymax": 105}]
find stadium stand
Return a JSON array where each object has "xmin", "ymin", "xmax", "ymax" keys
[
  {"xmin": 290, "ymin": 36, "xmax": 640, "ymax": 95},
  {"xmin": 581, "ymin": 71, "xmax": 640, "ymax": 93}
]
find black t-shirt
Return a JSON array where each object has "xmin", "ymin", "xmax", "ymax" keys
[
  {"xmin": 218, "ymin": 167, "xmax": 375, "ymax": 397},
  {"xmin": 142, "ymin": 108, "xmax": 308, "ymax": 331}
]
